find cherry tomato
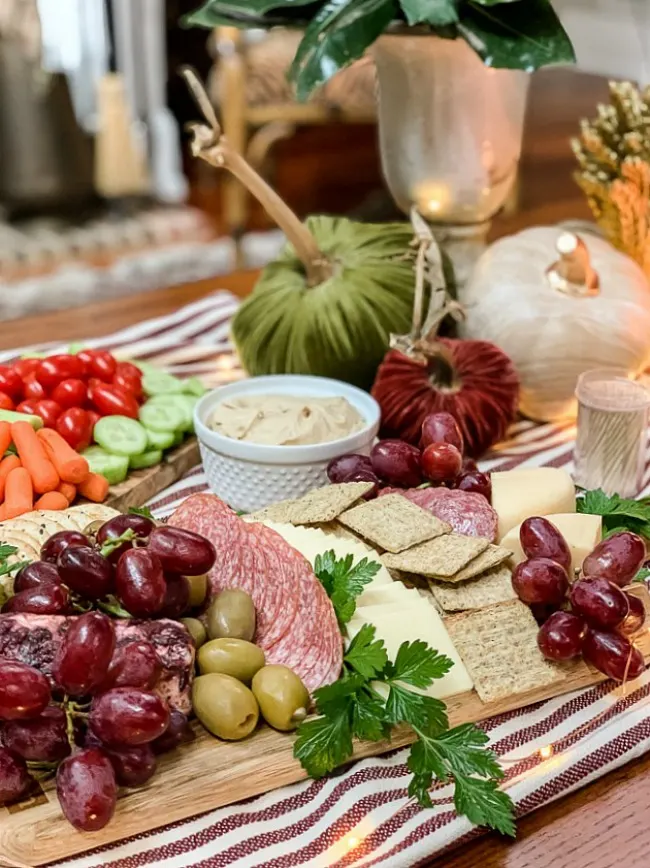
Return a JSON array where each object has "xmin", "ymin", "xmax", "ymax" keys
[
  {"xmin": 0, "ymin": 365, "xmax": 24, "ymax": 399},
  {"xmin": 86, "ymin": 410, "xmax": 101, "ymax": 435},
  {"xmin": 89, "ymin": 350, "xmax": 117, "ymax": 382},
  {"xmin": 51, "ymin": 378, "xmax": 87, "ymax": 409},
  {"xmin": 23, "ymin": 373, "xmax": 47, "ymax": 401},
  {"xmin": 90, "ymin": 383, "xmax": 139, "ymax": 419},
  {"xmin": 113, "ymin": 372, "xmax": 143, "ymax": 400},
  {"xmin": 35, "ymin": 355, "xmax": 84, "ymax": 391},
  {"xmin": 76, "ymin": 349, "xmax": 95, "ymax": 378},
  {"xmin": 16, "ymin": 399, "xmax": 39, "ymax": 416},
  {"xmin": 12, "ymin": 358, "xmax": 40, "ymax": 380},
  {"xmin": 34, "ymin": 399, "xmax": 63, "ymax": 428},
  {"xmin": 56, "ymin": 407, "xmax": 93, "ymax": 450},
  {"xmin": 0, "ymin": 392, "xmax": 14, "ymax": 411}
]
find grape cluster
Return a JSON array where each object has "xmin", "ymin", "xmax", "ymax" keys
[
  {"xmin": 0, "ymin": 514, "xmax": 217, "ymax": 830},
  {"xmin": 327, "ymin": 411, "xmax": 491, "ymax": 500},
  {"xmin": 3, "ymin": 514, "xmax": 216, "ymax": 620},
  {"xmin": 512, "ymin": 518, "xmax": 647, "ymax": 682}
]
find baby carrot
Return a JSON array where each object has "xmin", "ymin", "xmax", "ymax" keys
[
  {"xmin": 0, "ymin": 421, "xmax": 12, "ymax": 457},
  {"xmin": 77, "ymin": 472, "xmax": 109, "ymax": 503},
  {"xmin": 56, "ymin": 481, "xmax": 77, "ymax": 505},
  {"xmin": 11, "ymin": 421, "xmax": 59, "ymax": 494},
  {"xmin": 0, "ymin": 454, "xmax": 21, "ymax": 502},
  {"xmin": 37, "ymin": 428, "xmax": 89, "ymax": 485},
  {"xmin": 34, "ymin": 491, "xmax": 70, "ymax": 511},
  {"xmin": 3, "ymin": 466, "xmax": 33, "ymax": 519}
]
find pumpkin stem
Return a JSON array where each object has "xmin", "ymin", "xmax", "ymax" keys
[
  {"xmin": 547, "ymin": 232, "xmax": 600, "ymax": 297},
  {"xmin": 423, "ymin": 343, "xmax": 461, "ymax": 394},
  {"xmin": 182, "ymin": 67, "xmax": 333, "ymax": 287}
]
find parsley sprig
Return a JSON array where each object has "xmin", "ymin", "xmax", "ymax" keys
[
  {"xmin": 0, "ymin": 544, "xmax": 29, "ymax": 606},
  {"xmin": 297, "ymin": 552, "xmax": 515, "ymax": 836},
  {"xmin": 578, "ymin": 488, "xmax": 650, "ymax": 538}
]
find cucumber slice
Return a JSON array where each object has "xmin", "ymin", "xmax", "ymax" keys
[
  {"xmin": 142, "ymin": 371, "xmax": 184, "ymax": 397},
  {"xmin": 171, "ymin": 431, "xmax": 184, "ymax": 447},
  {"xmin": 169, "ymin": 394, "xmax": 198, "ymax": 432},
  {"xmin": 182, "ymin": 376, "xmax": 207, "ymax": 397},
  {"xmin": 0, "ymin": 409, "xmax": 43, "ymax": 430},
  {"xmin": 144, "ymin": 428, "xmax": 175, "ymax": 450},
  {"xmin": 94, "ymin": 416, "xmax": 149, "ymax": 457},
  {"xmin": 67, "ymin": 342, "xmax": 86, "ymax": 354},
  {"xmin": 81, "ymin": 447, "xmax": 129, "ymax": 485},
  {"xmin": 129, "ymin": 449, "xmax": 163, "ymax": 470},
  {"xmin": 139, "ymin": 399, "xmax": 186, "ymax": 433},
  {"xmin": 128, "ymin": 359, "xmax": 160, "ymax": 376}
]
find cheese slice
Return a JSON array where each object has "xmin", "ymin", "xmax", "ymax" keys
[
  {"xmin": 501, "ymin": 512, "xmax": 602, "ymax": 575},
  {"xmin": 348, "ymin": 600, "xmax": 473, "ymax": 699},
  {"xmin": 491, "ymin": 468, "xmax": 576, "ymax": 541},
  {"xmin": 356, "ymin": 583, "xmax": 415, "ymax": 608}
]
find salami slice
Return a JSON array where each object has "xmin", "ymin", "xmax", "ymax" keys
[{"xmin": 381, "ymin": 486, "xmax": 498, "ymax": 541}]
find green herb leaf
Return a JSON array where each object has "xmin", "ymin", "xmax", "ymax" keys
[
  {"xmin": 387, "ymin": 639, "xmax": 454, "ymax": 688},
  {"xmin": 434, "ymin": 723, "xmax": 504, "ymax": 780},
  {"xmin": 351, "ymin": 690, "xmax": 390, "ymax": 741},
  {"xmin": 314, "ymin": 550, "xmax": 381, "ymax": 626},
  {"xmin": 0, "ymin": 544, "xmax": 19, "ymax": 559},
  {"xmin": 0, "ymin": 559, "xmax": 30, "ymax": 577},
  {"xmin": 578, "ymin": 489, "xmax": 650, "ymax": 538},
  {"xmin": 129, "ymin": 506, "xmax": 155, "ymax": 520},
  {"xmin": 399, "ymin": 0, "xmax": 458, "ymax": 26},
  {"xmin": 634, "ymin": 567, "xmax": 650, "ymax": 583},
  {"xmin": 453, "ymin": 775, "xmax": 516, "ymax": 837},
  {"xmin": 293, "ymin": 709, "xmax": 354, "ymax": 778},
  {"xmin": 386, "ymin": 683, "xmax": 448, "ymax": 733},
  {"xmin": 344, "ymin": 623, "xmax": 389, "ymax": 679},
  {"xmin": 313, "ymin": 671, "xmax": 367, "ymax": 711}
]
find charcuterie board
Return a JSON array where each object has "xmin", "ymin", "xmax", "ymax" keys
[
  {"xmin": 3, "ymin": 584, "xmax": 649, "ymax": 868},
  {"xmin": 103, "ymin": 437, "xmax": 200, "ymax": 512}
]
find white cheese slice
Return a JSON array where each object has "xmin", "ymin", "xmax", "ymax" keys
[
  {"xmin": 355, "ymin": 583, "xmax": 415, "ymax": 607},
  {"xmin": 491, "ymin": 468, "xmax": 576, "ymax": 541},
  {"xmin": 348, "ymin": 600, "xmax": 473, "ymax": 699},
  {"xmin": 501, "ymin": 512, "xmax": 602, "ymax": 576}
]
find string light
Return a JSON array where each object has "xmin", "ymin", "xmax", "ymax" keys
[{"xmin": 538, "ymin": 745, "xmax": 553, "ymax": 760}]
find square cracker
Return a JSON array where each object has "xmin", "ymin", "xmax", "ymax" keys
[
  {"xmin": 247, "ymin": 482, "xmax": 374, "ymax": 525},
  {"xmin": 382, "ymin": 532, "xmax": 488, "ymax": 576},
  {"xmin": 440, "ymin": 544, "xmax": 513, "ymax": 584},
  {"xmin": 430, "ymin": 564, "xmax": 516, "ymax": 612},
  {"xmin": 445, "ymin": 599, "xmax": 566, "ymax": 703},
  {"xmin": 338, "ymin": 493, "xmax": 450, "ymax": 553}
]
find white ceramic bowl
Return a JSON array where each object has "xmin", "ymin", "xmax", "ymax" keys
[{"xmin": 194, "ymin": 375, "xmax": 381, "ymax": 512}]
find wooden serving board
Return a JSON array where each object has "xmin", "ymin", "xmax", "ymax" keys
[
  {"xmin": 4, "ymin": 585, "xmax": 650, "ymax": 868},
  {"xmin": 104, "ymin": 437, "xmax": 200, "ymax": 512}
]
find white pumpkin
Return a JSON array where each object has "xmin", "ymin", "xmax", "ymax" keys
[{"xmin": 460, "ymin": 226, "xmax": 650, "ymax": 421}]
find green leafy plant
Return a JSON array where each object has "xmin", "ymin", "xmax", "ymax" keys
[
  {"xmin": 185, "ymin": 0, "xmax": 574, "ymax": 100},
  {"xmin": 578, "ymin": 488, "xmax": 650, "ymax": 539}
]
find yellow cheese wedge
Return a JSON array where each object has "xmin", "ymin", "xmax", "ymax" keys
[
  {"xmin": 491, "ymin": 467, "xmax": 576, "ymax": 541},
  {"xmin": 501, "ymin": 512, "xmax": 602, "ymax": 576}
]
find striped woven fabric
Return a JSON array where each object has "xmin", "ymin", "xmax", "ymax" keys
[{"xmin": 15, "ymin": 291, "xmax": 650, "ymax": 868}]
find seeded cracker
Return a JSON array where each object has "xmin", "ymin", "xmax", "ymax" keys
[
  {"xmin": 338, "ymin": 493, "xmax": 451, "ymax": 553},
  {"xmin": 445, "ymin": 599, "xmax": 566, "ymax": 703},
  {"xmin": 441, "ymin": 544, "xmax": 513, "ymax": 584},
  {"xmin": 247, "ymin": 482, "xmax": 374, "ymax": 525},
  {"xmin": 382, "ymin": 533, "xmax": 488, "ymax": 576},
  {"xmin": 430, "ymin": 565, "xmax": 516, "ymax": 612},
  {"xmin": 246, "ymin": 498, "xmax": 300, "ymax": 524}
]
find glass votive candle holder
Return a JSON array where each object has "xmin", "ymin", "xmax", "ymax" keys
[{"xmin": 574, "ymin": 369, "xmax": 650, "ymax": 498}]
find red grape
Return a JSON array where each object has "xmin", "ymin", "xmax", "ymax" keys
[
  {"xmin": 421, "ymin": 442, "xmax": 462, "ymax": 484},
  {"xmin": 57, "ymin": 545, "xmax": 114, "ymax": 600},
  {"xmin": 41, "ymin": 530, "xmax": 89, "ymax": 564},
  {"xmin": 511, "ymin": 558, "xmax": 569, "ymax": 605},
  {"xmin": 570, "ymin": 577, "xmax": 629, "ymax": 629},
  {"xmin": 420, "ymin": 411, "xmax": 463, "ymax": 453},
  {"xmin": 461, "ymin": 457, "xmax": 478, "ymax": 473},
  {"xmin": 147, "ymin": 527, "xmax": 216, "ymax": 576},
  {"xmin": 96, "ymin": 513, "xmax": 155, "ymax": 562},
  {"xmin": 14, "ymin": 561, "xmax": 62, "ymax": 592},
  {"xmin": 2, "ymin": 706, "xmax": 70, "ymax": 762},
  {"xmin": 89, "ymin": 688, "xmax": 170, "ymax": 747},
  {"xmin": 53, "ymin": 612, "xmax": 116, "ymax": 697},
  {"xmin": 327, "ymin": 453, "xmax": 373, "ymax": 484},
  {"xmin": 160, "ymin": 574, "xmax": 190, "ymax": 618},
  {"xmin": 619, "ymin": 593, "xmax": 647, "ymax": 636},
  {"xmin": 582, "ymin": 628, "xmax": 645, "ymax": 682},
  {"xmin": 103, "ymin": 743, "xmax": 157, "ymax": 788},
  {"xmin": 455, "ymin": 469, "xmax": 492, "ymax": 501},
  {"xmin": 151, "ymin": 710, "xmax": 194, "ymax": 754},
  {"xmin": 520, "ymin": 517, "xmax": 572, "ymax": 573},
  {"xmin": 582, "ymin": 532, "xmax": 646, "ymax": 587},
  {"xmin": 103, "ymin": 641, "xmax": 162, "ymax": 690},
  {"xmin": 0, "ymin": 747, "xmax": 31, "ymax": 804},
  {"xmin": 0, "ymin": 660, "xmax": 50, "ymax": 720},
  {"xmin": 115, "ymin": 549, "xmax": 166, "ymax": 617},
  {"xmin": 370, "ymin": 440, "xmax": 422, "ymax": 488},
  {"xmin": 538, "ymin": 611, "xmax": 586, "ymax": 661},
  {"xmin": 56, "ymin": 748, "xmax": 117, "ymax": 831},
  {"xmin": 2, "ymin": 583, "xmax": 70, "ymax": 615}
]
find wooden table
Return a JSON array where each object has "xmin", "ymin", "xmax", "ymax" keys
[{"xmin": 3, "ymin": 67, "xmax": 643, "ymax": 868}]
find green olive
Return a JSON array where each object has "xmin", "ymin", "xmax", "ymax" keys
[
  {"xmin": 192, "ymin": 673, "xmax": 259, "ymax": 740},
  {"xmin": 186, "ymin": 573, "xmax": 208, "ymax": 608},
  {"xmin": 181, "ymin": 617, "xmax": 207, "ymax": 648},
  {"xmin": 198, "ymin": 638, "xmax": 265, "ymax": 683},
  {"xmin": 251, "ymin": 665, "xmax": 310, "ymax": 732},
  {"xmin": 206, "ymin": 589, "xmax": 256, "ymax": 641}
]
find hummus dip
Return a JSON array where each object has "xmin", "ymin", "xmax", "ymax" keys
[{"xmin": 208, "ymin": 394, "xmax": 364, "ymax": 446}]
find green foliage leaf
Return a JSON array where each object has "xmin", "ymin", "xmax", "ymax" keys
[
  {"xmin": 453, "ymin": 775, "xmax": 516, "ymax": 837},
  {"xmin": 184, "ymin": 0, "xmax": 318, "ymax": 29},
  {"xmin": 634, "ymin": 567, "xmax": 650, "ymax": 583},
  {"xmin": 385, "ymin": 684, "xmax": 448, "ymax": 733},
  {"xmin": 293, "ymin": 711, "xmax": 354, "ymax": 778},
  {"xmin": 0, "ymin": 544, "xmax": 18, "ymax": 559},
  {"xmin": 129, "ymin": 505, "xmax": 154, "ymax": 520},
  {"xmin": 387, "ymin": 639, "xmax": 454, "ymax": 688},
  {"xmin": 351, "ymin": 691, "xmax": 390, "ymax": 741},
  {"xmin": 458, "ymin": 0, "xmax": 575, "ymax": 71},
  {"xmin": 578, "ymin": 489, "xmax": 650, "ymax": 538},
  {"xmin": 399, "ymin": 0, "xmax": 458, "ymax": 26},
  {"xmin": 344, "ymin": 623, "xmax": 389, "ymax": 679},
  {"xmin": 313, "ymin": 670, "xmax": 367, "ymax": 711},
  {"xmin": 435, "ymin": 724, "xmax": 504, "ymax": 779},
  {"xmin": 314, "ymin": 549, "xmax": 381, "ymax": 627}
]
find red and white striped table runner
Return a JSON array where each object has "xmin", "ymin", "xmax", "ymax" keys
[{"xmin": 9, "ymin": 291, "xmax": 650, "ymax": 868}]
